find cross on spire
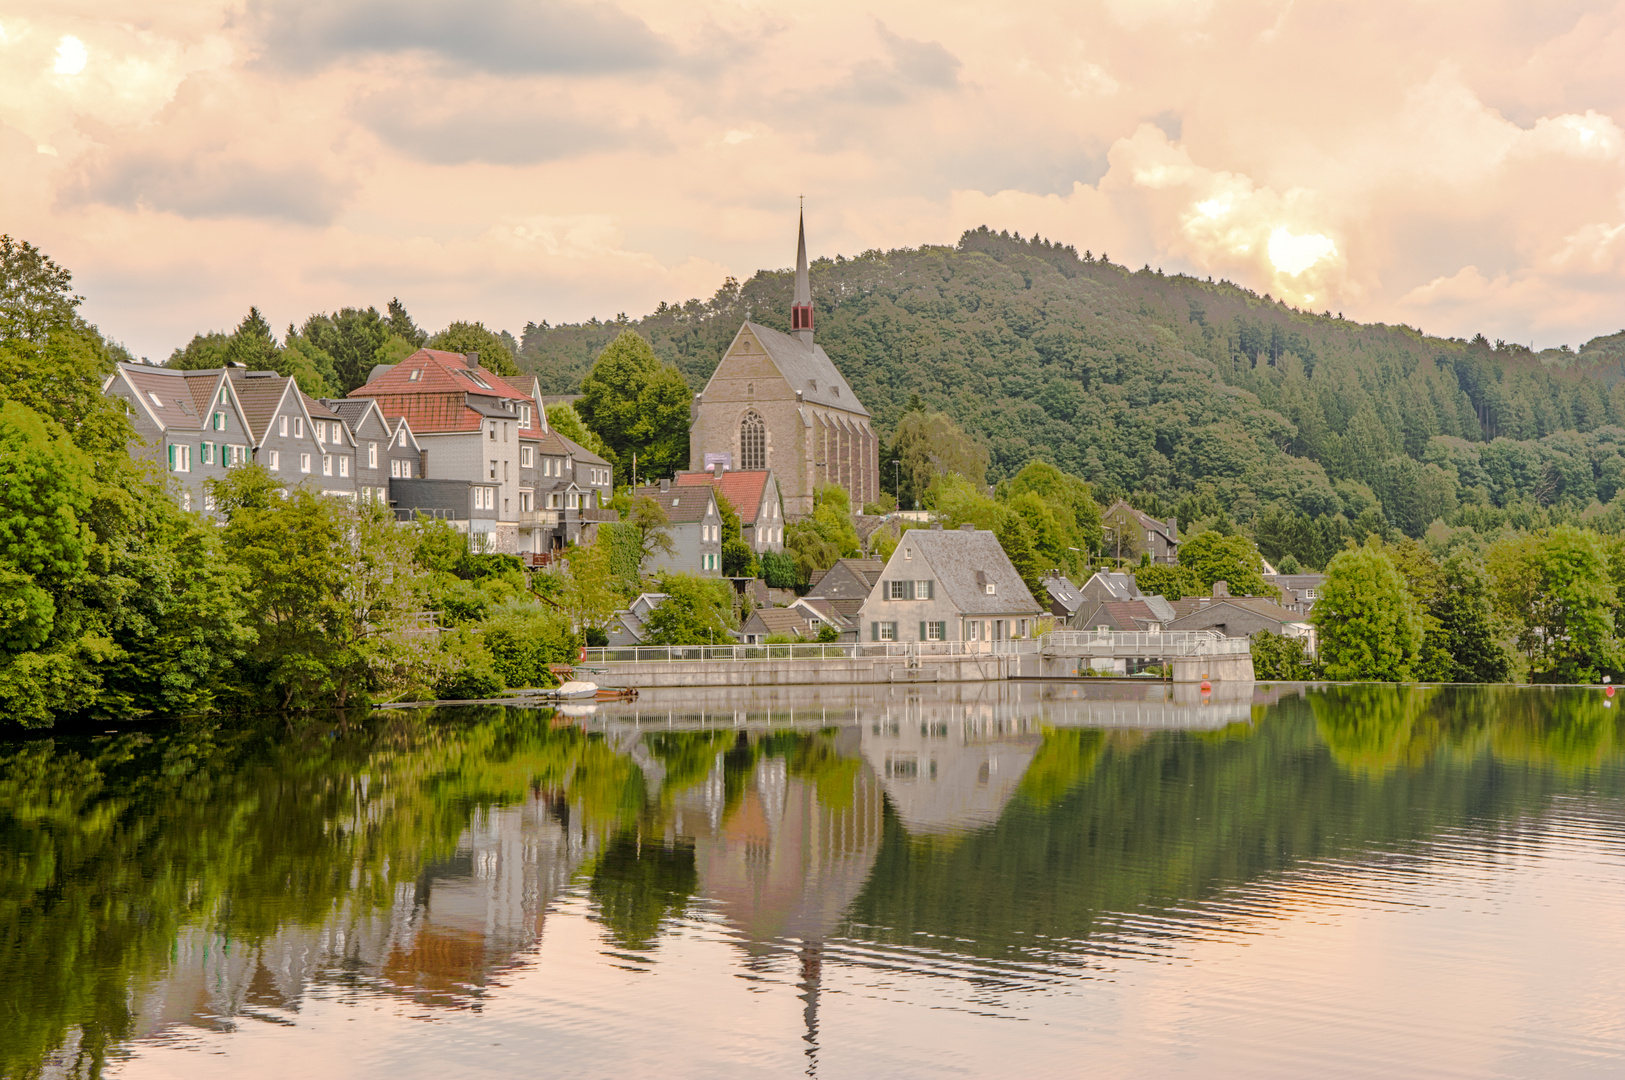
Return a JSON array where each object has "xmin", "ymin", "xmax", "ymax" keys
[{"xmin": 792, "ymin": 203, "xmax": 813, "ymax": 344}]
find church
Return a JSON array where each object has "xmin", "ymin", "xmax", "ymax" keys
[{"xmin": 688, "ymin": 214, "xmax": 881, "ymax": 518}]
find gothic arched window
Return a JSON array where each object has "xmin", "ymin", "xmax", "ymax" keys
[{"xmin": 740, "ymin": 410, "xmax": 766, "ymax": 471}]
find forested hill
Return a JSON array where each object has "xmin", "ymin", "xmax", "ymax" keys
[{"xmin": 519, "ymin": 228, "xmax": 1625, "ymax": 532}]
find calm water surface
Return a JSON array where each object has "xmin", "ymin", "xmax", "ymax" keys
[{"xmin": 5, "ymin": 683, "xmax": 1625, "ymax": 1078}]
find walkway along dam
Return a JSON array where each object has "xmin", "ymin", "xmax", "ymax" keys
[{"xmin": 577, "ymin": 631, "xmax": 1256, "ymax": 689}]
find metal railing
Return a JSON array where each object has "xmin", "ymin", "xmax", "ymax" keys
[
  {"xmin": 517, "ymin": 510, "xmax": 561, "ymax": 528},
  {"xmin": 582, "ymin": 640, "xmax": 1025, "ymax": 664},
  {"xmin": 1039, "ymin": 630, "xmax": 1252, "ymax": 657}
]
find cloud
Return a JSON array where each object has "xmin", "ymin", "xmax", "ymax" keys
[
  {"xmin": 252, "ymin": 0, "xmax": 666, "ymax": 74},
  {"xmin": 353, "ymin": 86, "xmax": 641, "ymax": 166},
  {"xmin": 842, "ymin": 22, "xmax": 961, "ymax": 105},
  {"xmin": 70, "ymin": 149, "xmax": 351, "ymax": 224}
]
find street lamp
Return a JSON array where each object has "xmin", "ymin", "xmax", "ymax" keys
[{"xmin": 891, "ymin": 459, "xmax": 901, "ymax": 511}]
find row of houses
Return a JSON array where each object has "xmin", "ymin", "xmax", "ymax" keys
[{"xmin": 107, "ymin": 349, "xmax": 615, "ymax": 556}]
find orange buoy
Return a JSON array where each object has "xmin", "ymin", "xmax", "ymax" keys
[
  {"xmin": 1607, "ymin": 686, "xmax": 1615, "ymax": 698},
  {"xmin": 1201, "ymin": 680, "xmax": 1212, "ymax": 692}
]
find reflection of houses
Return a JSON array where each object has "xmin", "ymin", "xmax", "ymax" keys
[
  {"xmin": 123, "ymin": 791, "xmax": 594, "ymax": 1042},
  {"xmin": 857, "ymin": 701, "xmax": 1043, "ymax": 836},
  {"xmin": 663, "ymin": 729, "xmax": 885, "ymax": 946}
]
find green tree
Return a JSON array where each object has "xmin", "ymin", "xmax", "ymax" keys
[
  {"xmin": 760, "ymin": 549, "xmax": 798, "ymax": 589},
  {"xmin": 1488, "ymin": 526, "xmax": 1616, "ymax": 682},
  {"xmin": 785, "ymin": 485, "xmax": 860, "ymax": 583},
  {"xmin": 577, "ymin": 330, "xmax": 691, "ymax": 478},
  {"xmin": 166, "ymin": 331, "xmax": 230, "ymax": 370},
  {"xmin": 1434, "ymin": 551, "xmax": 1510, "ymax": 682},
  {"xmin": 1134, "ymin": 562, "xmax": 1203, "ymax": 600},
  {"xmin": 427, "ymin": 321, "xmax": 519, "ymax": 376},
  {"xmin": 386, "ymin": 297, "xmax": 427, "ymax": 346},
  {"xmin": 302, "ymin": 307, "xmax": 390, "ymax": 394},
  {"xmin": 277, "ymin": 327, "xmax": 338, "ymax": 397},
  {"xmin": 888, "ymin": 409, "xmax": 989, "ymax": 509},
  {"xmin": 1251, "ymin": 629, "xmax": 1313, "ymax": 679},
  {"xmin": 627, "ymin": 494, "xmax": 676, "ymax": 573},
  {"xmin": 1313, "ymin": 543, "xmax": 1424, "ymax": 681},
  {"xmin": 641, "ymin": 573, "xmax": 735, "ymax": 645},
  {"xmin": 547, "ymin": 402, "xmax": 613, "ymax": 460},
  {"xmin": 558, "ymin": 538, "xmax": 625, "ymax": 638},
  {"xmin": 1178, "ymin": 531, "xmax": 1271, "ymax": 596},
  {"xmin": 0, "ymin": 235, "xmax": 81, "ymax": 343},
  {"xmin": 225, "ymin": 306, "xmax": 280, "ymax": 369}
]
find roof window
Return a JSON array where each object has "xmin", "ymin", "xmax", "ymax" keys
[
  {"xmin": 408, "ymin": 369, "xmax": 422, "ymax": 381},
  {"xmin": 148, "ymin": 391, "xmax": 163, "ymax": 408}
]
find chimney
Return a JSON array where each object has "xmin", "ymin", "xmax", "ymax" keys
[
  {"xmin": 931, "ymin": 522, "xmax": 943, "ymax": 530},
  {"xmin": 1212, "ymin": 580, "xmax": 1228, "ymax": 598},
  {"xmin": 1167, "ymin": 516, "xmax": 1177, "ymax": 537},
  {"xmin": 660, "ymin": 478, "xmax": 671, "ymax": 492},
  {"xmin": 466, "ymin": 351, "xmax": 479, "ymax": 368},
  {"xmin": 712, "ymin": 462, "xmax": 725, "ymax": 481}
]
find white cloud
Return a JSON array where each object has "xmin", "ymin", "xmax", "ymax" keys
[{"xmin": 53, "ymin": 35, "xmax": 86, "ymax": 75}]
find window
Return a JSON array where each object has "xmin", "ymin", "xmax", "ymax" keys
[
  {"xmin": 967, "ymin": 620, "xmax": 981, "ymax": 641},
  {"xmin": 219, "ymin": 387, "xmax": 227, "ymax": 404},
  {"xmin": 520, "ymin": 491, "xmax": 532, "ymax": 512},
  {"xmin": 872, "ymin": 622, "xmax": 898, "ymax": 641},
  {"xmin": 740, "ymin": 409, "xmax": 766, "ymax": 471},
  {"xmin": 746, "ymin": 382, "xmax": 753, "ymax": 396},
  {"xmin": 489, "ymin": 459, "xmax": 498, "ymax": 479},
  {"xmin": 488, "ymin": 421, "xmax": 496, "ymax": 440},
  {"xmin": 213, "ymin": 411, "xmax": 225, "ymax": 431},
  {"xmin": 1019, "ymin": 619, "xmax": 1029, "ymax": 638},
  {"xmin": 368, "ymin": 442, "xmax": 378, "ymax": 468},
  {"xmin": 390, "ymin": 460, "xmax": 399, "ymax": 478},
  {"xmin": 915, "ymin": 580, "xmax": 934, "ymax": 600},
  {"xmin": 202, "ymin": 442, "xmax": 214, "ymax": 466},
  {"xmin": 168, "ymin": 443, "xmax": 191, "ymax": 472},
  {"xmin": 149, "ymin": 391, "xmax": 164, "ymax": 409},
  {"xmin": 294, "ymin": 417, "xmax": 304, "ymax": 438},
  {"xmin": 503, "ymin": 422, "xmax": 509, "ymax": 443},
  {"xmin": 568, "ymin": 492, "xmax": 580, "ymax": 509},
  {"xmin": 314, "ymin": 421, "xmax": 324, "ymax": 443},
  {"xmin": 888, "ymin": 580, "xmax": 911, "ymax": 600},
  {"xmin": 985, "ymin": 582, "xmax": 996, "ymax": 595},
  {"xmin": 504, "ymin": 460, "xmax": 510, "ymax": 481},
  {"xmin": 397, "ymin": 430, "xmax": 407, "ymax": 448},
  {"xmin": 377, "ymin": 486, "xmax": 387, "ymax": 501},
  {"xmin": 279, "ymin": 415, "xmax": 288, "ymax": 437},
  {"xmin": 319, "ymin": 455, "xmax": 330, "ymax": 476},
  {"xmin": 504, "ymin": 498, "xmax": 509, "ymax": 514},
  {"xmin": 408, "ymin": 368, "xmax": 421, "ymax": 381},
  {"xmin": 521, "ymin": 446, "xmax": 533, "ymax": 467},
  {"xmin": 401, "ymin": 459, "xmax": 411, "ymax": 479},
  {"xmin": 549, "ymin": 493, "xmax": 560, "ymax": 509},
  {"xmin": 903, "ymin": 548, "xmax": 912, "ymax": 560},
  {"xmin": 268, "ymin": 450, "xmax": 280, "ymax": 471},
  {"xmin": 300, "ymin": 453, "xmax": 311, "ymax": 473},
  {"xmin": 1305, "ymin": 588, "xmax": 1318, "ymax": 599},
  {"xmin": 922, "ymin": 621, "xmax": 945, "ymax": 641},
  {"xmin": 520, "ymin": 405, "xmax": 531, "ymax": 428},
  {"xmin": 339, "ymin": 456, "xmax": 349, "ymax": 477}
]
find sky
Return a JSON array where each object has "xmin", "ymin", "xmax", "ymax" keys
[{"xmin": 3, "ymin": 0, "xmax": 1623, "ymax": 362}]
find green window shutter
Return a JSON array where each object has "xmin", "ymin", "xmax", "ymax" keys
[
  {"xmin": 167, "ymin": 443, "xmax": 175, "ymax": 470},
  {"xmin": 925, "ymin": 580, "xmax": 934, "ymax": 600},
  {"xmin": 871, "ymin": 622, "xmax": 879, "ymax": 641},
  {"xmin": 919, "ymin": 621, "xmax": 927, "ymax": 641}
]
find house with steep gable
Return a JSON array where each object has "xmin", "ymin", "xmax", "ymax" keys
[
  {"xmin": 856, "ymin": 524, "xmax": 1042, "ymax": 644},
  {"xmin": 672, "ymin": 467, "xmax": 785, "ymax": 554},
  {"xmin": 1101, "ymin": 501, "xmax": 1180, "ymax": 564},
  {"xmin": 633, "ymin": 480, "xmax": 723, "ymax": 577},
  {"xmin": 324, "ymin": 398, "xmax": 420, "ymax": 504}
]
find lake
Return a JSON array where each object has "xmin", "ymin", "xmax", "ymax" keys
[{"xmin": 5, "ymin": 682, "xmax": 1625, "ymax": 1078}]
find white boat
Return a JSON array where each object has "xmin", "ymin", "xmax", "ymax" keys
[{"xmin": 556, "ymin": 680, "xmax": 599, "ymax": 699}]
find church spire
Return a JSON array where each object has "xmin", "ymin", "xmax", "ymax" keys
[{"xmin": 791, "ymin": 203, "xmax": 814, "ymax": 345}]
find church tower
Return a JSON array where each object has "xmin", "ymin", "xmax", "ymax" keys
[
  {"xmin": 687, "ymin": 209, "xmax": 880, "ymax": 517},
  {"xmin": 791, "ymin": 209, "xmax": 814, "ymax": 345}
]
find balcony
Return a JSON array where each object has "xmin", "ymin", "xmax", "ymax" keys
[{"xmin": 517, "ymin": 509, "xmax": 561, "ymax": 528}]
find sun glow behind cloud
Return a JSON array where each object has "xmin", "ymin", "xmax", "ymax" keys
[{"xmin": 2, "ymin": 0, "xmax": 1622, "ymax": 357}]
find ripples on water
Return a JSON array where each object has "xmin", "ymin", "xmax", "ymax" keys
[{"xmin": 5, "ymin": 684, "xmax": 1625, "ymax": 1078}]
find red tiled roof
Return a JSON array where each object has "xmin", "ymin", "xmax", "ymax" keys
[
  {"xmin": 674, "ymin": 469, "xmax": 771, "ymax": 523},
  {"xmin": 346, "ymin": 349, "xmax": 538, "ymax": 436}
]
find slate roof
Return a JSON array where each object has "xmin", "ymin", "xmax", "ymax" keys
[
  {"xmin": 794, "ymin": 596, "xmax": 856, "ymax": 629},
  {"xmin": 226, "ymin": 370, "xmax": 295, "ymax": 441},
  {"xmin": 634, "ymin": 484, "xmax": 716, "ymax": 525},
  {"xmin": 1073, "ymin": 600, "xmax": 1165, "ymax": 631},
  {"xmin": 674, "ymin": 469, "xmax": 773, "ymax": 523},
  {"xmin": 739, "ymin": 321, "xmax": 869, "ymax": 416},
  {"xmin": 1041, "ymin": 572, "xmax": 1084, "ymax": 614},
  {"xmin": 900, "ymin": 527, "xmax": 1041, "ymax": 615},
  {"xmin": 555, "ymin": 431, "xmax": 610, "ymax": 468},
  {"xmin": 807, "ymin": 558, "xmax": 886, "ymax": 597},
  {"xmin": 323, "ymin": 398, "xmax": 392, "ymax": 439},
  {"xmin": 118, "ymin": 365, "xmax": 216, "ymax": 431},
  {"xmin": 1168, "ymin": 597, "xmax": 1302, "ymax": 625},
  {"xmin": 743, "ymin": 608, "xmax": 816, "ymax": 638},
  {"xmin": 1102, "ymin": 501, "xmax": 1179, "ymax": 544}
]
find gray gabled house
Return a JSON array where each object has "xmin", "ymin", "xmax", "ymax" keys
[
  {"xmin": 855, "ymin": 524, "xmax": 1042, "ymax": 644},
  {"xmin": 633, "ymin": 481, "xmax": 723, "ymax": 577}
]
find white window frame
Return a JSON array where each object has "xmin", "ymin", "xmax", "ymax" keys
[
  {"xmin": 300, "ymin": 452, "xmax": 311, "ymax": 473},
  {"xmin": 925, "ymin": 621, "xmax": 945, "ymax": 641},
  {"xmin": 368, "ymin": 442, "xmax": 378, "ymax": 468},
  {"xmin": 322, "ymin": 454, "xmax": 332, "ymax": 476},
  {"xmin": 269, "ymin": 450, "xmax": 280, "ymax": 471},
  {"xmin": 521, "ymin": 446, "xmax": 533, "ymax": 467},
  {"xmin": 279, "ymin": 415, "xmax": 288, "ymax": 437},
  {"xmin": 339, "ymin": 456, "xmax": 349, "ymax": 477}
]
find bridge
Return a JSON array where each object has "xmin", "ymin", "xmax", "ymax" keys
[{"xmin": 1034, "ymin": 630, "xmax": 1254, "ymax": 683}]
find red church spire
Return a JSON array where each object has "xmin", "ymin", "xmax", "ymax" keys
[{"xmin": 791, "ymin": 204, "xmax": 814, "ymax": 345}]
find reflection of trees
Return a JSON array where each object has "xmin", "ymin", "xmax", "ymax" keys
[
  {"xmin": 588, "ymin": 833, "xmax": 698, "ymax": 950},
  {"xmin": 1310, "ymin": 686, "xmax": 1440, "ymax": 776},
  {"xmin": 1489, "ymin": 691, "xmax": 1621, "ymax": 772},
  {"xmin": 1015, "ymin": 728, "xmax": 1107, "ymax": 808},
  {"xmin": 0, "ymin": 708, "xmax": 642, "ymax": 1080}
]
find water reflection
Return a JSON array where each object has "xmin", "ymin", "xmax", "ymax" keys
[{"xmin": 4, "ymin": 685, "xmax": 1625, "ymax": 1077}]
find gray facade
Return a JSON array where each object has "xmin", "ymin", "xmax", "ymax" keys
[
  {"xmin": 1101, "ymin": 502, "xmax": 1180, "ymax": 565},
  {"xmin": 634, "ymin": 483, "xmax": 722, "ymax": 577},
  {"xmin": 856, "ymin": 524, "xmax": 1043, "ymax": 643}
]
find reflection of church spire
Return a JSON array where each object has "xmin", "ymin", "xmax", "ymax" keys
[
  {"xmin": 798, "ymin": 940, "xmax": 822, "ymax": 1076},
  {"xmin": 792, "ymin": 204, "xmax": 814, "ymax": 346}
]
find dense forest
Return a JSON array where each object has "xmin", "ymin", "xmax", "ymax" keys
[{"xmin": 521, "ymin": 229, "xmax": 1625, "ymax": 534}]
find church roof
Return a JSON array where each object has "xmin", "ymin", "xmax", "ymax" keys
[{"xmin": 740, "ymin": 321, "xmax": 869, "ymax": 417}]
